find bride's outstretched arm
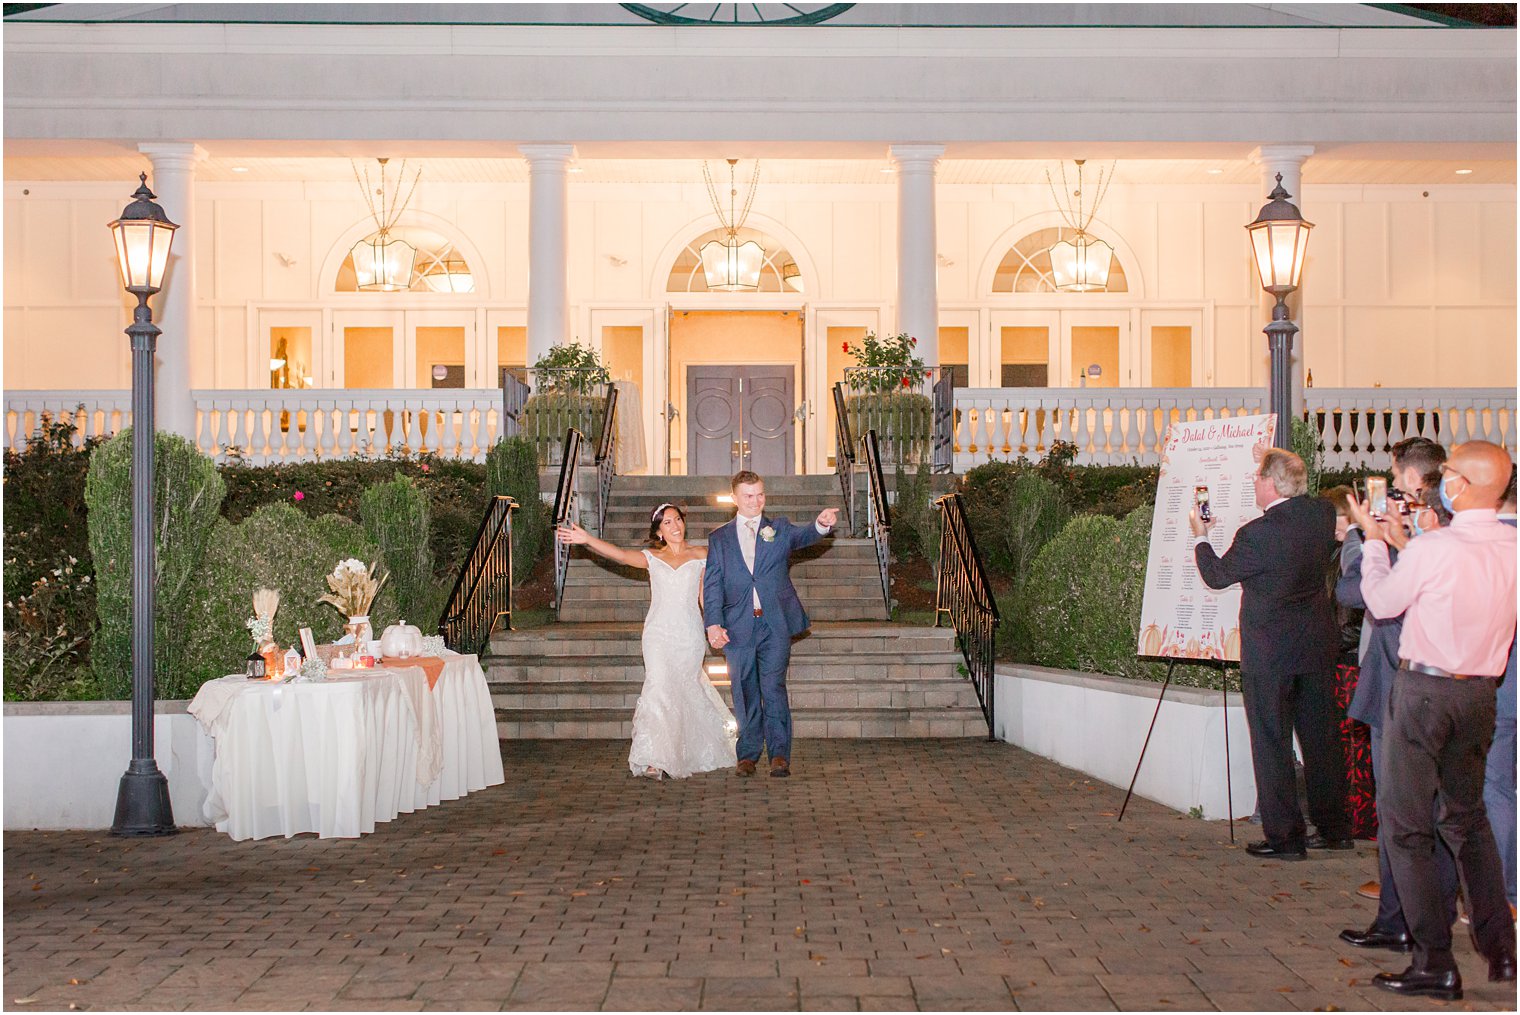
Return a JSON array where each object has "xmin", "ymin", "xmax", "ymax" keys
[{"xmin": 555, "ymin": 520, "xmax": 648, "ymax": 569}]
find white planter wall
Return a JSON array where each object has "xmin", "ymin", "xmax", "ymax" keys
[
  {"xmin": 994, "ymin": 663, "xmax": 1256, "ymax": 821},
  {"xmin": 3, "ymin": 702, "xmax": 215, "ymax": 831}
]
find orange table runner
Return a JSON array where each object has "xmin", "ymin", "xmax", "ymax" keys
[{"xmin": 381, "ymin": 655, "xmax": 447, "ymax": 690}]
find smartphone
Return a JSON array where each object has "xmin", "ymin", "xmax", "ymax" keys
[
  {"xmin": 1366, "ymin": 476, "xmax": 1388, "ymax": 518},
  {"xmin": 1194, "ymin": 485, "xmax": 1212, "ymax": 523}
]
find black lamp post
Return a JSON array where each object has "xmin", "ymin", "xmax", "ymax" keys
[
  {"xmin": 1246, "ymin": 173, "xmax": 1313, "ymax": 450},
  {"xmin": 108, "ymin": 173, "xmax": 179, "ymax": 837}
]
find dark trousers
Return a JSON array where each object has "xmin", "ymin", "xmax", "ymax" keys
[
  {"xmin": 1483, "ymin": 716, "xmax": 1517, "ymax": 907},
  {"xmin": 1383, "ymin": 669, "xmax": 1514, "ymax": 972},
  {"xmin": 1242, "ymin": 665, "xmax": 1350, "ymax": 847},
  {"xmin": 1371, "ymin": 723, "xmax": 1458, "ymax": 935},
  {"xmin": 724, "ymin": 621, "xmax": 793, "ymax": 763}
]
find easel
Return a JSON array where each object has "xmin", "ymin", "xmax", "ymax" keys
[{"xmin": 1117, "ymin": 656, "xmax": 1240, "ymax": 843}]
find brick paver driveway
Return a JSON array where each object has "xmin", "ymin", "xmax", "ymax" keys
[{"xmin": 5, "ymin": 740, "xmax": 1515, "ymax": 1011}]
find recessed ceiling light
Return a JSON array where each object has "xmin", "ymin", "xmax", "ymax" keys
[
  {"xmin": 231, "ymin": 166, "xmax": 249, "ymax": 173},
  {"xmin": 1206, "ymin": 168, "xmax": 1224, "ymax": 175},
  {"xmin": 1455, "ymin": 168, "xmax": 1474, "ymax": 175},
  {"xmin": 879, "ymin": 167, "xmax": 895, "ymax": 174},
  {"xmin": 568, "ymin": 165, "xmax": 584, "ymax": 174}
]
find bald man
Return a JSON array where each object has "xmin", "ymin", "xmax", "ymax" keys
[{"xmin": 1348, "ymin": 440, "xmax": 1518, "ymax": 1000}]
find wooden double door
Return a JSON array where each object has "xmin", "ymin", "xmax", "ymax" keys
[{"xmin": 687, "ymin": 365, "xmax": 795, "ymax": 477}]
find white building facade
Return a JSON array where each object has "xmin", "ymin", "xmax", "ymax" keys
[{"xmin": 4, "ymin": 4, "xmax": 1515, "ymax": 473}]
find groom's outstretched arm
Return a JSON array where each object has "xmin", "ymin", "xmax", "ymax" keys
[{"xmin": 786, "ymin": 507, "xmax": 837, "ymax": 552}]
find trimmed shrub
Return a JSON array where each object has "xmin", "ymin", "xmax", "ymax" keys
[
  {"xmin": 485, "ymin": 436, "xmax": 548, "ymax": 585},
  {"xmin": 85, "ymin": 429, "xmax": 226, "ymax": 700},
  {"xmin": 890, "ymin": 460, "xmax": 939, "ymax": 567},
  {"xmin": 1019, "ymin": 505, "xmax": 1171, "ymax": 683},
  {"xmin": 180, "ymin": 503, "xmax": 401, "ymax": 697},
  {"xmin": 3, "ymin": 551, "xmax": 100, "ymax": 701},
  {"xmin": 1291, "ymin": 415, "xmax": 1325, "ymax": 495},
  {"xmin": 360, "ymin": 473, "xmax": 438, "ymax": 626}
]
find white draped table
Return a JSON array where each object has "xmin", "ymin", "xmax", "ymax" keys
[{"xmin": 188, "ymin": 652, "xmax": 504, "ymax": 841}]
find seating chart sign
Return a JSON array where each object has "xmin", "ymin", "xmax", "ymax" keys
[{"xmin": 1137, "ymin": 413, "xmax": 1276, "ymax": 662}]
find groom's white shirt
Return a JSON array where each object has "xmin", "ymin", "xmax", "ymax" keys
[{"xmin": 734, "ymin": 512, "xmax": 832, "ymax": 611}]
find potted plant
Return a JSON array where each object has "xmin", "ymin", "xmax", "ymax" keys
[
  {"xmin": 842, "ymin": 332, "xmax": 932, "ymax": 466},
  {"xmin": 520, "ymin": 342, "xmax": 612, "ymax": 465}
]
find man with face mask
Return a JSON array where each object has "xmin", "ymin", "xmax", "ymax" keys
[
  {"xmin": 1337, "ymin": 438, "xmax": 1459, "ymax": 952},
  {"xmin": 1348, "ymin": 440, "xmax": 1519, "ymax": 999}
]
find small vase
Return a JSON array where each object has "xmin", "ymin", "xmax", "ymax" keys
[{"xmin": 345, "ymin": 615, "xmax": 372, "ymax": 644}]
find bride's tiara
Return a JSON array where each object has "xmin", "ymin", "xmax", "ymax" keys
[{"xmin": 651, "ymin": 502, "xmax": 677, "ymax": 521}]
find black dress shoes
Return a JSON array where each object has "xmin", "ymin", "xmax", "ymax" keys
[
  {"xmin": 1338, "ymin": 925, "xmax": 1414, "ymax": 952},
  {"xmin": 1305, "ymin": 834, "xmax": 1356, "ymax": 850},
  {"xmin": 1489, "ymin": 953, "xmax": 1517, "ymax": 983},
  {"xmin": 1244, "ymin": 840, "xmax": 1307, "ymax": 861},
  {"xmin": 1373, "ymin": 965, "xmax": 1462, "ymax": 1000}
]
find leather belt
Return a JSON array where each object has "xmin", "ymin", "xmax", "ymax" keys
[
  {"xmin": 1400, "ymin": 659, "xmax": 1499, "ymax": 681},
  {"xmin": 753, "ymin": 608, "xmax": 764, "ymax": 618}
]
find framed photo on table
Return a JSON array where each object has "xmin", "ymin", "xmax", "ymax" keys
[{"xmin": 299, "ymin": 627, "xmax": 318, "ymax": 661}]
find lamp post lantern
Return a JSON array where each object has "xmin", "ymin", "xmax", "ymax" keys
[
  {"xmin": 1246, "ymin": 173, "xmax": 1313, "ymax": 450},
  {"xmin": 107, "ymin": 173, "xmax": 179, "ymax": 837}
]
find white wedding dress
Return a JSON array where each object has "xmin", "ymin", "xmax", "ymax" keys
[{"xmin": 629, "ymin": 550, "xmax": 738, "ymax": 778}]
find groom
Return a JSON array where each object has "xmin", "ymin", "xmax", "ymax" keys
[{"xmin": 704, "ymin": 470, "xmax": 838, "ymax": 778}]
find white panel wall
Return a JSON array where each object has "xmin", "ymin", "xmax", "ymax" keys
[{"xmin": 3, "ymin": 178, "xmax": 1514, "ymax": 394}]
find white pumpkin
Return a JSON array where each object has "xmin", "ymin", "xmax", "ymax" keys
[{"xmin": 380, "ymin": 621, "xmax": 424, "ymax": 659}]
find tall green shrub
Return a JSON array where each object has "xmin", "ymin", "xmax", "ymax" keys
[
  {"xmin": 360, "ymin": 473, "xmax": 437, "ymax": 625},
  {"xmin": 1291, "ymin": 416, "xmax": 1324, "ymax": 495},
  {"xmin": 179, "ymin": 503, "xmax": 400, "ymax": 696},
  {"xmin": 486, "ymin": 436, "xmax": 548, "ymax": 585},
  {"xmin": 890, "ymin": 460, "xmax": 940, "ymax": 567},
  {"xmin": 1020, "ymin": 505, "xmax": 1171, "ymax": 683},
  {"xmin": 85, "ymin": 429, "xmax": 226, "ymax": 700},
  {"xmin": 1000, "ymin": 473, "xmax": 1071, "ymax": 581}
]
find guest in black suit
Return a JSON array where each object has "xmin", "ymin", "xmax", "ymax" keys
[{"xmin": 1191, "ymin": 448, "xmax": 1350, "ymax": 860}]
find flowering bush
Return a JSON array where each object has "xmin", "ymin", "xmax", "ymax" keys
[
  {"xmin": 842, "ymin": 332, "xmax": 928, "ymax": 394},
  {"xmin": 531, "ymin": 342, "xmax": 610, "ymax": 394},
  {"xmin": 2, "ymin": 554, "xmax": 100, "ymax": 701}
]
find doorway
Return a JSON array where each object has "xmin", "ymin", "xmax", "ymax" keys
[
  {"xmin": 667, "ymin": 309, "xmax": 803, "ymax": 475},
  {"xmin": 989, "ymin": 310, "xmax": 1131, "ymax": 388}
]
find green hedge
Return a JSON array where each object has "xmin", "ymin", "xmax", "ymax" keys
[
  {"xmin": 180, "ymin": 504, "xmax": 401, "ymax": 695},
  {"xmin": 85, "ymin": 429, "xmax": 227, "ymax": 701},
  {"xmin": 485, "ymin": 436, "xmax": 549, "ymax": 583},
  {"xmin": 361, "ymin": 473, "xmax": 443, "ymax": 628}
]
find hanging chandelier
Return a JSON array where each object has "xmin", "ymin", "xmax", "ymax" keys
[
  {"xmin": 1044, "ymin": 159, "xmax": 1117, "ymax": 292},
  {"xmin": 349, "ymin": 158, "xmax": 421, "ymax": 292},
  {"xmin": 699, "ymin": 159, "xmax": 764, "ymax": 292}
]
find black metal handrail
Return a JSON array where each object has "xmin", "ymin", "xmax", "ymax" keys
[
  {"xmin": 862, "ymin": 429, "xmax": 891, "ymax": 611},
  {"xmin": 594, "ymin": 384, "xmax": 619, "ymax": 537},
  {"xmin": 934, "ymin": 492, "xmax": 1000, "ymax": 740},
  {"xmin": 438, "ymin": 494, "xmax": 517, "ymax": 655},
  {"xmin": 932, "ymin": 368, "xmax": 954, "ymax": 474},
  {"xmin": 551, "ymin": 427, "xmax": 584, "ymax": 610},
  {"xmin": 832, "ymin": 381, "xmax": 856, "ymax": 535}
]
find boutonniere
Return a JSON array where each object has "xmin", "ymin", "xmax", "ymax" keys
[{"xmin": 759, "ymin": 525, "xmax": 776, "ymax": 543}]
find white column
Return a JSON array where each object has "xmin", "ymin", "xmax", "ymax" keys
[
  {"xmin": 1249, "ymin": 144, "xmax": 1314, "ymax": 410},
  {"xmin": 519, "ymin": 144, "xmax": 575, "ymax": 370},
  {"xmin": 138, "ymin": 142, "xmax": 205, "ymax": 440},
  {"xmin": 890, "ymin": 144, "xmax": 944, "ymax": 367}
]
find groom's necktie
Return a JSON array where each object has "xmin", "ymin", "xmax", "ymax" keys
[{"xmin": 740, "ymin": 517, "xmax": 761, "ymax": 611}]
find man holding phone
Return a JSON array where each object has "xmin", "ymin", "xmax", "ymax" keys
[{"xmin": 1191, "ymin": 448, "xmax": 1350, "ymax": 861}]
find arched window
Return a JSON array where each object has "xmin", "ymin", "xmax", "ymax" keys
[
  {"xmin": 992, "ymin": 226, "xmax": 1128, "ymax": 293},
  {"xmin": 335, "ymin": 225, "xmax": 475, "ymax": 293},
  {"xmin": 666, "ymin": 227, "xmax": 803, "ymax": 293}
]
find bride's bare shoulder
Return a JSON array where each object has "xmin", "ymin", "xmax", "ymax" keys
[{"xmin": 694, "ymin": 546, "xmax": 709, "ymax": 559}]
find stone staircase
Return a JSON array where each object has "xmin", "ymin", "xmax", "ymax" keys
[{"xmin": 486, "ymin": 474, "xmax": 987, "ymax": 739}]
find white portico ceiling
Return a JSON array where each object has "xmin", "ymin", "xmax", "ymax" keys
[{"xmin": 4, "ymin": 153, "xmax": 1514, "ymax": 186}]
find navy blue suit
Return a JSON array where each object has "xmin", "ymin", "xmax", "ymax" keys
[
  {"xmin": 1486, "ymin": 516, "xmax": 1518, "ymax": 906},
  {"xmin": 703, "ymin": 514, "xmax": 826, "ymax": 763}
]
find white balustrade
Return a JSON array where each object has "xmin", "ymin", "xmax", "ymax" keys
[
  {"xmin": 1306, "ymin": 388, "xmax": 1517, "ymax": 470},
  {"xmin": 4, "ymin": 389, "xmax": 508, "ymax": 464},
  {"xmin": 3, "ymin": 391, "xmax": 132, "ymax": 453},
  {"xmin": 952, "ymin": 388, "xmax": 1267, "ymax": 469}
]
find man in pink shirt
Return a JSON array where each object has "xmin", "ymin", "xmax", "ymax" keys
[{"xmin": 1349, "ymin": 439, "xmax": 1518, "ymax": 1000}]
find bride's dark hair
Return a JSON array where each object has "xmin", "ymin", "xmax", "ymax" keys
[{"xmin": 647, "ymin": 503, "xmax": 687, "ymax": 547}]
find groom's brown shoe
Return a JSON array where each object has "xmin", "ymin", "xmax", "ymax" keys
[
  {"xmin": 770, "ymin": 757, "xmax": 790, "ymax": 778},
  {"xmin": 736, "ymin": 759, "xmax": 757, "ymax": 777}
]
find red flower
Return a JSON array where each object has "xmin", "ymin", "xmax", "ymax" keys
[
  {"xmin": 420, "ymin": 463, "xmax": 431, "ymax": 473},
  {"xmin": 901, "ymin": 376, "xmax": 911, "ymax": 388},
  {"xmin": 910, "ymin": 337, "xmax": 917, "ymax": 345},
  {"xmin": 841, "ymin": 342, "xmax": 849, "ymax": 353},
  {"xmin": 293, "ymin": 490, "xmax": 305, "ymax": 502}
]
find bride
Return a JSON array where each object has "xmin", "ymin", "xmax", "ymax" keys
[{"xmin": 556, "ymin": 504, "xmax": 737, "ymax": 779}]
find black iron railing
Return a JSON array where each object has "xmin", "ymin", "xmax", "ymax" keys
[
  {"xmin": 594, "ymin": 384, "xmax": 618, "ymax": 536},
  {"xmin": 551, "ymin": 427, "xmax": 584, "ymax": 610},
  {"xmin": 934, "ymin": 492, "xmax": 999, "ymax": 739},
  {"xmin": 862, "ymin": 429, "xmax": 891, "ymax": 611},
  {"xmin": 932, "ymin": 368, "xmax": 954, "ymax": 474},
  {"xmin": 832, "ymin": 381, "xmax": 856, "ymax": 535},
  {"xmin": 438, "ymin": 494, "xmax": 517, "ymax": 655}
]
